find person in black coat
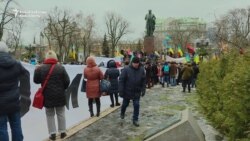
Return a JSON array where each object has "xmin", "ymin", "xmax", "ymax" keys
[
  {"xmin": 119, "ymin": 57, "xmax": 146, "ymax": 127},
  {"xmin": 104, "ymin": 60, "xmax": 120, "ymax": 107},
  {"xmin": 0, "ymin": 41, "xmax": 31, "ymax": 141},
  {"xmin": 145, "ymin": 61, "xmax": 152, "ymax": 88},
  {"xmin": 191, "ymin": 62, "xmax": 199, "ymax": 88},
  {"xmin": 34, "ymin": 50, "xmax": 70, "ymax": 140}
]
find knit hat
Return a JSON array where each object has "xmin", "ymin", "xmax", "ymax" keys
[
  {"xmin": 131, "ymin": 57, "xmax": 140, "ymax": 63},
  {"xmin": 45, "ymin": 50, "xmax": 57, "ymax": 60},
  {"xmin": 0, "ymin": 41, "xmax": 9, "ymax": 52}
]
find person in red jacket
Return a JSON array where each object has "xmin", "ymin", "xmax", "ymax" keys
[{"xmin": 84, "ymin": 56, "xmax": 104, "ymax": 117}]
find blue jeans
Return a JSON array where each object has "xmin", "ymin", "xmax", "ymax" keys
[
  {"xmin": 170, "ymin": 76, "xmax": 176, "ymax": 86},
  {"xmin": 121, "ymin": 98, "xmax": 140, "ymax": 121},
  {"xmin": 164, "ymin": 75, "xmax": 170, "ymax": 86},
  {"xmin": 0, "ymin": 112, "xmax": 23, "ymax": 141},
  {"xmin": 191, "ymin": 78, "xmax": 197, "ymax": 88}
]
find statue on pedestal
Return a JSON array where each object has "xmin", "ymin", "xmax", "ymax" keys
[{"xmin": 145, "ymin": 10, "xmax": 156, "ymax": 37}]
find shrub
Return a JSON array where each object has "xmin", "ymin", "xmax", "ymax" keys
[{"xmin": 196, "ymin": 49, "xmax": 250, "ymax": 140}]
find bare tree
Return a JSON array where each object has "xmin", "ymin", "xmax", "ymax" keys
[
  {"xmin": 43, "ymin": 7, "xmax": 77, "ymax": 62},
  {"xmin": 214, "ymin": 7, "xmax": 250, "ymax": 49},
  {"xmin": 105, "ymin": 12, "xmax": 129, "ymax": 57},
  {"xmin": 5, "ymin": 17, "xmax": 23, "ymax": 56},
  {"xmin": 167, "ymin": 19, "xmax": 201, "ymax": 53},
  {"xmin": 0, "ymin": 0, "xmax": 14, "ymax": 41},
  {"xmin": 75, "ymin": 13, "xmax": 95, "ymax": 60}
]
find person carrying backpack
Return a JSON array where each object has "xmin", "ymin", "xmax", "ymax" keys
[{"xmin": 162, "ymin": 62, "xmax": 170, "ymax": 87}]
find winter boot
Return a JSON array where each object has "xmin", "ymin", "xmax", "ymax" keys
[
  {"xmin": 60, "ymin": 132, "xmax": 67, "ymax": 139},
  {"xmin": 89, "ymin": 104, "xmax": 94, "ymax": 117},
  {"xmin": 120, "ymin": 113, "xmax": 125, "ymax": 119},
  {"xmin": 133, "ymin": 121, "xmax": 140, "ymax": 127},
  {"xmin": 96, "ymin": 102, "xmax": 101, "ymax": 117},
  {"xmin": 49, "ymin": 134, "xmax": 56, "ymax": 140},
  {"xmin": 110, "ymin": 94, "xmax": 114, "ymax": 107},
  {"xmin": 115, "ymin": 93, "xmax": 120, "ymax": 106},
  {"xmin": 183, "ymin": 87, "xmax": 186, "ymax": 92}
]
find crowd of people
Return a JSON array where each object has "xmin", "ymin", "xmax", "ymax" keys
[
  {"xmin": 144, "ymin": 60, "xmax": 200, "ymax": 93},
  {"xmin": 0, "ymin": 40, "xmax": 199, "ymax": 141}
]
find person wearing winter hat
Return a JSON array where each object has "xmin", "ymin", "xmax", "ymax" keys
[
  {"xmin": 45, "ymin": 50, "xmax": 58, "ymax": 60},
  {"xmin": 34, "ymin": 50, "xmax": 70, "ymax": 140},
  {"xmin": 104, "ymin": 60, "xmax": 120, "ymax": 107},
  {"xmin": 119, "ymin": 56, "xmax": 146, "ymax": 127},
  {"xmin": 84, "ymin": 56, "xmax": 104, "ymax": 117},
  {"xmin": 0, "ymin": 41, "xmax": 31, "ymax": 141}
]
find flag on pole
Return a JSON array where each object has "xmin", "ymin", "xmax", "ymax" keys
[
  {"xmin": 185, "ymin": 53, "xmax": 191, "ymax": 62},
  {"xmin": 177, "ymin": 46, "xmax": 183, "ymax": 57},
  {"xmin": 194, "ymin": 54, "xmax": 200, "ymax": 64},
  {"xmin": 168, "ymin": 47, "xmax": 174, "ymax": 54}
]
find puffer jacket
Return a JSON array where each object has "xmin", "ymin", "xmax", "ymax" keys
[
  {"xmin": 119, "ymin": 65, "xmax": 146, "ymax": 99},
  {"xmin": 34, "ymin": 59, "xmax": 70, "ymax": 108},
  {"xmin": 105, "ymin": 60, "xmax": 120, "ymax": 93},
  {"xmin": 84, "ymin": 57, "xmax": 104, "ymax": 98},
  {"xmin": 0, "ymin": 52, "xmax": 31, "ymax": 116}
]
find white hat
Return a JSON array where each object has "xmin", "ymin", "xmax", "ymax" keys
[
  {"xmin": 0, "ymin": 41, "xmax": 9, "ymax": 53},
  {"xmin": 45, "ymin": 50, "xmax": 58, "ymax": 60}
]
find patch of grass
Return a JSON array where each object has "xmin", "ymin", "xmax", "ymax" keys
[
  {"xmin": 159, "ymin": 94, "xmax": 169, "ymax": 101},
  {"xmin": 127, "ymin": 134, "xmax": 144, "ymax": 141},
  {"xmin": 185, "ymin": 93, "xmax": 198, "ymax": 105},
  {"xmin": 159, "ymin": 105, "xmax": 186, "ymax": 111}
]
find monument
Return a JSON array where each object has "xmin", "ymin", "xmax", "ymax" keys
[{"xmin": 144, "ymin": 10, "xmax": 156, "ymax": 55}]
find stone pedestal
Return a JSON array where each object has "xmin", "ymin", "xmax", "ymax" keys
[
  {"xmin": 144, "ymin": 109, "xmax": 205, "ymax": 141},
  {"xmin": 144, "ymin": 36, "xmax": 155, "ymax": 55}
]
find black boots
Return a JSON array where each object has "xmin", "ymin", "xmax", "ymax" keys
[
  {"xmin": 120, "ymin": 113, "xmax": 125, "ymax": 119},
  {"xmin": 49, "ymin": 133, "xmax": 67, "ymax": 140},
  {"xmin": 96, "ymin": 102, "xmax": 100, "ymax": 117},
  {"xmin": 49, "ymin": 134, "xmax": 56, "ymax": 140},
  {"xmin": 133, "ymin": 121, "xmax": 140, "ymax": 127},
  {"xmin": 89, "ymin": 104, "xmax": 100, "ymax": 117},
  {"xmin": 110, "ymin": 93, "xmax": 120, "ymax": 107},
  {"xmin": 89, "ymin": 104, "xmax": 94, "ymax": 117},
  {"xmin": 60, "ymin": 132, "xmax": 67, "ymax": 139}
]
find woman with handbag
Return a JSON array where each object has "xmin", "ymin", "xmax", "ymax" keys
[
  {"xmin": 84, "ymin": 56, "xmax": 104, "ymax": 117},
  {"xmin": 33, "ymin": 50, "xmax": 70, "ymax": 140},
  {"xmin": 104, "ymin": 60, "xmax": 120, "ymax": 107}
]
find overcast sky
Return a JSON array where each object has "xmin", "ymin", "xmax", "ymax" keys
[{"xmin": 5, "ymin": 0, "xmax": 250, "ymax": 44}]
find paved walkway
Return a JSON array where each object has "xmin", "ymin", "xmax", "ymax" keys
[{"xmin": 63, "ymin": 84, "xmax": 227, "ymax": 141}]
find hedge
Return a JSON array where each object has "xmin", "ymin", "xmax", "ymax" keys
[{"xmin": 196, "ymin": 49, "xmax": 250, "ymax": 140}]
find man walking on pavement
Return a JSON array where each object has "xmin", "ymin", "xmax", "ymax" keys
[{"xmin": 119, "ymin": 57, "xmax": 146, "ymax": 127}]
